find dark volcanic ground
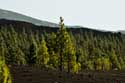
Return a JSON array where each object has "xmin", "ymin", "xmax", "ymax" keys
[{"xmin": 9, "ymin": 65, "xmax": 125, "ymax": 83}]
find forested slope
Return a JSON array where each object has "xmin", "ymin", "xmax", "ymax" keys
[{"xmin": 0, "ymin": 18, "xmax": 125, "ymax": 73}]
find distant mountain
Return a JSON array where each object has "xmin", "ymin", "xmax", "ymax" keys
[
  {"xmin": 0, "ymin": 9, "xmax": 102, "ymax": 32},
  {"xmin": 0, "ymin": 8, "xmax": 124, "ymax": 34},
  {"xmin": 0, "ymin": 8, "xmax": 123, "ymax": 41},
  {"xmin": 0, "ymin": 8, "xmax": 58, "ymax": 27},
  {"xmin": 120, "ymin": 31, "xmax": 125, "ymax": 34}
]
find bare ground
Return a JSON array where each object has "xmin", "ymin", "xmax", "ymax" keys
[{"xmin": 9, "ymin": 65, "xmax": 125, "ymax": 83}]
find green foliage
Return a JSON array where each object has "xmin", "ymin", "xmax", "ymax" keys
[
  {"xmin": 16, "ymin": 48, "xmax": 26, "ymax": 65},
  {"xmin": 102, "ymin": 57, "xmax": 111, "ymax": 71},
  {"xmin": 37, "ymin": 36, "xmax": 49, "ymax": 65},
  {"xmin": 47, "ymin": 33, "xmax": 58, "ymax": 68},
  {"xmin": 86, "ymin": 60, "xmax": 94, "ymax": 70},
  {"xmin": 95, "ymin": 57, "xmax": 111, "ymax": 71},
  {"xmin": 27, "ymin": 42, "xmax": 37, "ymax": 64},
  {"xmin": 56, "ymin": 17, "xmax": 79, "ymax": 73},
  {"xmin": 110, "ymin": 49, "xmax": 121, "ymax": 70},
  {"xmin": 0, "ymin": 56, "xmax": 12, "ymax": 83}
]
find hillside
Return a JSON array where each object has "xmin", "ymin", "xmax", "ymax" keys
[
  {"xmin": 1, "ymin": 8, "xmax": 124, "ymax": 33},
  {"xmin": 0, "ymin": 19, "xmax": 121, "ymax": 37},
  {"xmin": 0, "ymin": 8, "xmax": 58, "ymax": 27},
  {"xmin": 120, "ymin": 31, "xmax": 125, "ymax": 34}
]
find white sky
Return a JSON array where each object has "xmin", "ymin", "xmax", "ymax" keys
[{"xmin": 0, "ymin": 0, "xmax": 125, "ymax": 31}]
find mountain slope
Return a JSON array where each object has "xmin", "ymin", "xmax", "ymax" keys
[
  {"xmin": 0, "ymin": 8, "xmax": 58, "ymax": 27},
  {"xmin": 120, "ymin": 31, "xmax": 125, "ymax": 34}
]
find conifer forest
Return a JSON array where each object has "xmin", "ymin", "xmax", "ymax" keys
[{"xmin": 0, "ymin": 18, "xmax": 125, "ymax": 83}]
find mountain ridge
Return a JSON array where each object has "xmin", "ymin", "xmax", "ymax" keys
[
  {"xmin": 0, "ymin": 8, "xmax": 125, "ymax": 34},
  {"xmin": 0, "ymin": 8, "xmax": 59, "ymax": 27}
]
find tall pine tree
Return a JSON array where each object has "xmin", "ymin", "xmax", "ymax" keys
[{"xmin": 57, "ymin": 17, "xmax": 79, "ymax": 73}]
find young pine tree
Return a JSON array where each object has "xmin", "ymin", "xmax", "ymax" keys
[
  {"xmin": 0, "ymin": 56, "xmax": 12, "ymax": 83},
  {"xmin": 36, "ymin": 36, "xmax": 49, "ymax": 65}
]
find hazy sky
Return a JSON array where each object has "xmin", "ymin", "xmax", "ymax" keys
[{"xmin": 0, "ymin": 0, "xmax": 125, "ymax": 31}]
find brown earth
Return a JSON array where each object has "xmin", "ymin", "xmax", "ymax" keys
[{"xmin": 9, "ymin": 65, "xmax": 125, "ymax": 83}]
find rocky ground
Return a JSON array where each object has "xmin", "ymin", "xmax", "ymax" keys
[{"xmin": 9, "ymin": 65, "xmax": 125, "ymax": 83}]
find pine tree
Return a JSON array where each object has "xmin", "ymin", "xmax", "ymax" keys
[
  {"xmin": 37, "ymin": 36, "xmax": 49, "ymax": 65},
  {"xmin": 47, "ymin": 33, "xmax": 58, "ymax": 68},
  {"xmin": 102, "ymin": 57, "xmax": 111, "ymax": 71},
  {"xmin": 6, "ymin": 28, "xmax": 18, "ymax": 64},
  {"xmin": 0, "ymin": 56, "xmax": 12, "ymax": 83},
  {"xmin": 110, "ymin": 49, "xmax": 121, "ymax": 70},
  {"xmin": 16, "ymin": 47, "xmax": 26, "ymax": 65},
  {"xmin": 27, "ymin": 38, "xmax": 38, "ymax": 64},
  {"xmin": 64, "ymin": 32, "xmax": 77, "ymax": 73},
  {"xmin": 0, "ymin": 32, "xmax": 5, "ymax": 58},
  {"xmin": 56, "ymin": 17, "xmax": 78, "ymax": 73},
  {"xmin": 56, "ymin": 17, "xmax": 65, "ymax": 71}
]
